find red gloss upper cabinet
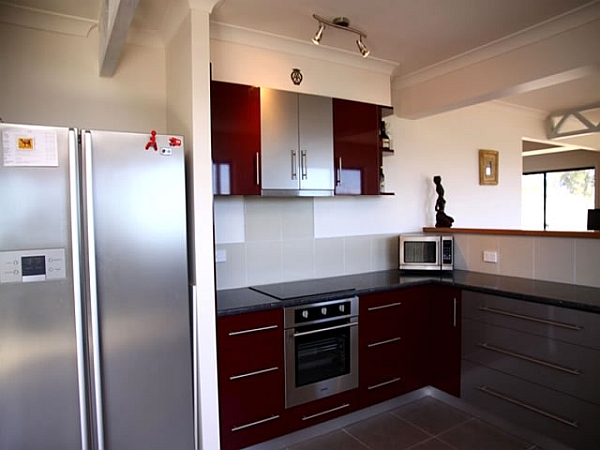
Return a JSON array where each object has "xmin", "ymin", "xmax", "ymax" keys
[
  {"xmin": 430, "ymin": 285, "xmax": 461, "ymax": 397},
  {"xmin": 211, "ymin": 81, "xmax": 261, "ymax": 195},
  {"xmin": 332, "ymin": 99, "xmax": 381, "ymax": 195}
]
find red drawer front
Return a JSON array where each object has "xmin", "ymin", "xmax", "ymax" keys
[
  {"xmin": 220, "ymin": 412, "xmax": 284, "ymax": 450},
  {"xmin": 218, "ymin": 343, "xmax": 282, "ymax": 381},
  {"xmin": 360, "ymin": 339, "xmax": 406, "ymax": 408},
  {"xmin": 286, "ymin": 389, "xmax": 359, "ymax": 434},
  {"xmin": 219, "ymin": 367, "xmax": 284, "ymax": 449},
  {"xmin": 217, "ymin": 308, "xmax": 283, "ymax": 353}
]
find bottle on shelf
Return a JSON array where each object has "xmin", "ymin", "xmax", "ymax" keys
[
  {"xmin": 379, "ymin": 166, "xmax": 385, "ymax": 193},
  {"xmin": 379, "ymin": 120, "xmax": 390, "ymax": 150}
]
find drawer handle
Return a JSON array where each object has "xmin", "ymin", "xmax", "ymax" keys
[
  {"xmin": 302, "ymin": 403, "xmax": 350, "ymax": 421},
  {"xmin": 478, "ymin": 306, "xmax": 583, "ymax": 331},
  {"xmin": 368, "ymin": 377, "xmax": 401, "ymax": 391},
  {"xmin": 477, "ymin": 386, "xmax": 578, "ymax": 428},
  {"xmin": 231, "ymin": 414, "xmax": 280, "ymax": 432},
  {"xmin": 368, "ymin": 302, "xmax": 402, "ymax": 312},
  {"xmin": 228, "ymin": 324, "xmax": 278, "ymax": 336},
  {"xmin": 368, "ymin": 337, "xmax": 401, "ymax": 348},
  {"xmin": 478, "ymin": 343, "xmax": 581, "ymax": 376},
  {"xmin": 229, "ymin": 366, "xmax": 279, "ymax": 381}
]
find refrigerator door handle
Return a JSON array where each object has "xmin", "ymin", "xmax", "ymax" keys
[
  {"xmin": 69, "ymin": 129, "xmax": 90, "ymax": 450},
  {"xmin": 191, "ymin": 284, "xmax": 200, "ymax": 450},
  {"xmin": 82, "ymin": 130, "xmax": 106, "ymax": 450}
]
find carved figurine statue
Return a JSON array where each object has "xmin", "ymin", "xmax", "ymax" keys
[{"xmin": 433, "ymin": 176, "xmax": 454, "ymax": 228}]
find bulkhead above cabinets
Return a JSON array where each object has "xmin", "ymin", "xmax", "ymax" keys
[{"xmin": 210, "ymin": 80, "xmax": 393, "ymax": 197}]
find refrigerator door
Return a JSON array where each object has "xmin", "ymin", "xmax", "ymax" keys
[
  {"xmin": 0, "ymin": 124, "xmax": 86, "ymax": 450},
  {"xmin": 82, "ymin": 130, "xmax": 193, "ymax": 450}
]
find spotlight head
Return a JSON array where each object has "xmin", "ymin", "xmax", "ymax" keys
[
  {"xmin": 356, "ymin": 37, "xmax": 370, "ymax": 58},
  {"xmin": 312, "ymin": 23, "xmax": 325, "ymax": 45}
]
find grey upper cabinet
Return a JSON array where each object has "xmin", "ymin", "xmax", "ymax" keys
[{"xmin": 260, "ymin": 88, "xmax": 334, "ymax": 196}]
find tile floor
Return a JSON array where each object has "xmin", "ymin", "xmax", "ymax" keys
[{"xmin": 282, "ymin": 397, "xmax": 542, "ymax": 450}]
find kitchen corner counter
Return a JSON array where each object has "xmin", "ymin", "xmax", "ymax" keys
[{"xmin": 216, "ymin": 270, "xmax": 600, "ymax": 316}]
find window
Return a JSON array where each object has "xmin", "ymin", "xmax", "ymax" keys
[{"xmin": 522, "ymin": 168, "xmax": 595, "ymax": 231}]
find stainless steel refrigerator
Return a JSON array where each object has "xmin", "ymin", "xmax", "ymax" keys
[{"xmin": 0, "ymin": 123, "xmax": 195, "ymax": 450}]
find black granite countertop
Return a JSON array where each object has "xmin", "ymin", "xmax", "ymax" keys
[{"xmin": 216, "ymin": 270, "xmax": 600, "ymax": 316}]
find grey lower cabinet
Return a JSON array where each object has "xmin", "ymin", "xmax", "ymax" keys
[
  {"xmin": 461, "ymin": 291, "xmax": 600, "ymax": 450},
  {"xmin": 260, "ymin": 88, "xmax": 334, "ymax": 196}
]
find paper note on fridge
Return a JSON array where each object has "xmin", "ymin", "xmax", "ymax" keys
[{"xmin": 2, "ymin": 128, "xmax": 59, "ymax": 167}]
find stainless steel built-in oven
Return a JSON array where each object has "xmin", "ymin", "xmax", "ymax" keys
[{"xmin": 284, "ymin": 297, "xmax": 359, "ymax": 408}]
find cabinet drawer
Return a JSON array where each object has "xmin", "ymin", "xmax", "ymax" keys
[
  {"xmin": 462, "ymin": 291, "xmax": 600, "ymax": 350},
  {"xmin": 463, "ymin": 318, "xmax": 600, "ymax": 405},
  {"xmin": 360, "ymin": 290, "xmax": 406, "ymax": 347},
  {"xmin": 217, "ymin": 308, "xmax": 282, "ymax": 352},
  {"xmin": 286, "ymin": 389, "xmax": 359, "ymax": 434},
  {"xmin": 219, "ymin": 367, "xmax": 284, "ymax": 428},
  {"xmin": 360, "ymin": 341, "xmax": 405, "ymax": 408},
  {"xmin": 220, "ymin": 411, "xmax": 283, "ymax": 450},
  {"xmin": 361, "ymin": 339, "xmax": 404, "ymax": 387},
  {"xmin": 462, "ymin": 360, "xmax": 600, "ymax": 450},
  {"xmin": 218, "ymin": 345, "xmax": 282, "ymax": 382}
]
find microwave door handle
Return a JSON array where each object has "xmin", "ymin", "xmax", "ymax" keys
[{"xmin": 293, "ymin": 322, "xmax": 357, "ymax": 338}]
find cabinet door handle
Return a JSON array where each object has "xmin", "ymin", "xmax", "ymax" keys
[
  {"xmin": 368, "ymin": 302, "xmax": 401, "ymax": 311},
  {"xmin": 336, "ymin": 157, "xmax": 342, "ymax": 186},
  {"xmin": 368, "ymin": 377, "xmax": 401, "ymax": 391},
  {"xmin": 477, "ymin": 343, "xmax": 581, "ymax": 375},
  {"xmin": 478, "ymin": 306, "xmax": 583, "ymax": 331},
  {"xmin": 291, "ymin": 150, "xmax": 297, "ymax": 180},
  {"xmin": 255, "ymin": 152, "xmax": 260, "ymax": 185},
  {"xmin": 302, "ymin": 403, "xmax": 350, "ymax": 421},
  {"xmin": 368, "ymin": 337, "xmax": 401, "ymax": 348},
  {"xmin": 453, "ymin": 298, "xmax": 457, "ymax": 328},
  {"xmin": 229, "ymin": 366, "xmax": 279, "ymax": 381},
  {"xmin": 231, "ymin": 414, "xmax": 280, "ymax": 432},
  {"xmin": 228, "ymin": 324, "xmax": 278, "ymax": 336},
  {"xmin": 477, "ymin": 385, "xmax": 578, "ymax": 428},
  {"xmin": 301, "ymin": 150, "xmax": 307, "ymax": 180}
]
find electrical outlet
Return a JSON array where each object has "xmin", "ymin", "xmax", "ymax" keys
[
  {"xmin": 483, "ymin": 251, "xmax": 498, "ymax": 263},
  {"xmin": 215, "ymin": 249, "xmax": 227, "ymax": 263}
]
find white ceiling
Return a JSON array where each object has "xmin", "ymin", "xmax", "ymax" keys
[{"xmin": 2, "ymin": 0, "xmax": 600, "ymax": 126}]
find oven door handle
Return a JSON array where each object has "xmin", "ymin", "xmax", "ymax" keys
[{"xmin": 293, "ymin": 322, "xmax": 357, "ymax": 338}]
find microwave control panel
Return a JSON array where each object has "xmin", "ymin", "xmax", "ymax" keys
[
  {"xmin": 0, "ymin": 248, "xmax": 66, "ymax": 284},
  {"xmin": 442, "ymin": 239, "xmax": 453, "ymax": 265}
]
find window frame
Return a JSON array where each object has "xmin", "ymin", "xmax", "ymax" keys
[{"xmin": 523, "ymin": 166, "xmax": 595, "ymax": 231}]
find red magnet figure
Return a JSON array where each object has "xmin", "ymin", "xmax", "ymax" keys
[{"xmin": 145, "ymin": 130, "xmax": 157, "ymax": 151}]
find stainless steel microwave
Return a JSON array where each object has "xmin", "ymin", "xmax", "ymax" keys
[{"xmin": 399, "ymin": 234, "xmax": 453, "ymax": 271}]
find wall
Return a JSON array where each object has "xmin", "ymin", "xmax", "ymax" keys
[
  {"xmin": 166, "ymin": 8, "xmax": 220, "ymax": 450},
  {"xmin": 0, "ymin": 22, "xmax": 166, "ymax": 132},
  {"xmin": 209, "ymin": 26, "xmax": 394, "ymax": 106},
  {"xmin": 524, "ymin": 149, "xmax": 600, "ymax": 208},
  {"xmin": 454, "ymin": 233, "xmax": 600, "ymax": 288},
  {"xmin": 214, "ymin": 101, "xmax": 553, "ymax": 289}
]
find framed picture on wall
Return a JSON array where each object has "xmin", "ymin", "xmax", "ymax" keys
[{"xmin": 479, "ymin": 149, "xmax": 499, "ymax": 185}]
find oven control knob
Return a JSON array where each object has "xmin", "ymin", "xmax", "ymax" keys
[
  {"xmin": 302, "ymin": 310, "xmax": 309, "ymax": 319},
  {"xmin": 339, "ymin": 304, "xmax": 345, "ymax": 313},
  {"xmin": 321, "ymin": 307, "xmax": 327, "ymax": 316}
]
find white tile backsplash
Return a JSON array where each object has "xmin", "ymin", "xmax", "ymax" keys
[
  {"xmin": 574, "ymin": 239, "xmax": 600, "ymax": 288},
  {"xmin": 283, "ymin": 239, "xmax": 315, "ymax": 281},
  {"xmin": 215, "ymin": 199, "xmax": 600, "ymax": 290},
  {"xmin": 466, "ymin": 235, "xmax": 500, "ymax": 275},
  {"xmin": 498, "ymin": 236, "xmax": 534, "ymax": 279},
  {"xmin": 534, "ymin": 238, "xmax": 575, "ymax": 284}
]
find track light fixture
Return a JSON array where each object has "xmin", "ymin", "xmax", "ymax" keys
[
  {"xmin": 356, "ymin": 36, "xmax": 370, "ymax": 58},
  {"xmin": 312, "ymin": 23, "xmax": 325, "ymax": 45},
  {"xmin": 311, "ymin": 14, "xmax": 371, "ymax": 58}
]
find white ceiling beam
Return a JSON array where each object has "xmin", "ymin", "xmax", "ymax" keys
[
  {"xmin": 99, "ymin": 0, "xmax": 140, "ymax": 77},
  {"xmin": 392, "ymin": 4, "xmax": 600, "ymax": 119}
]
